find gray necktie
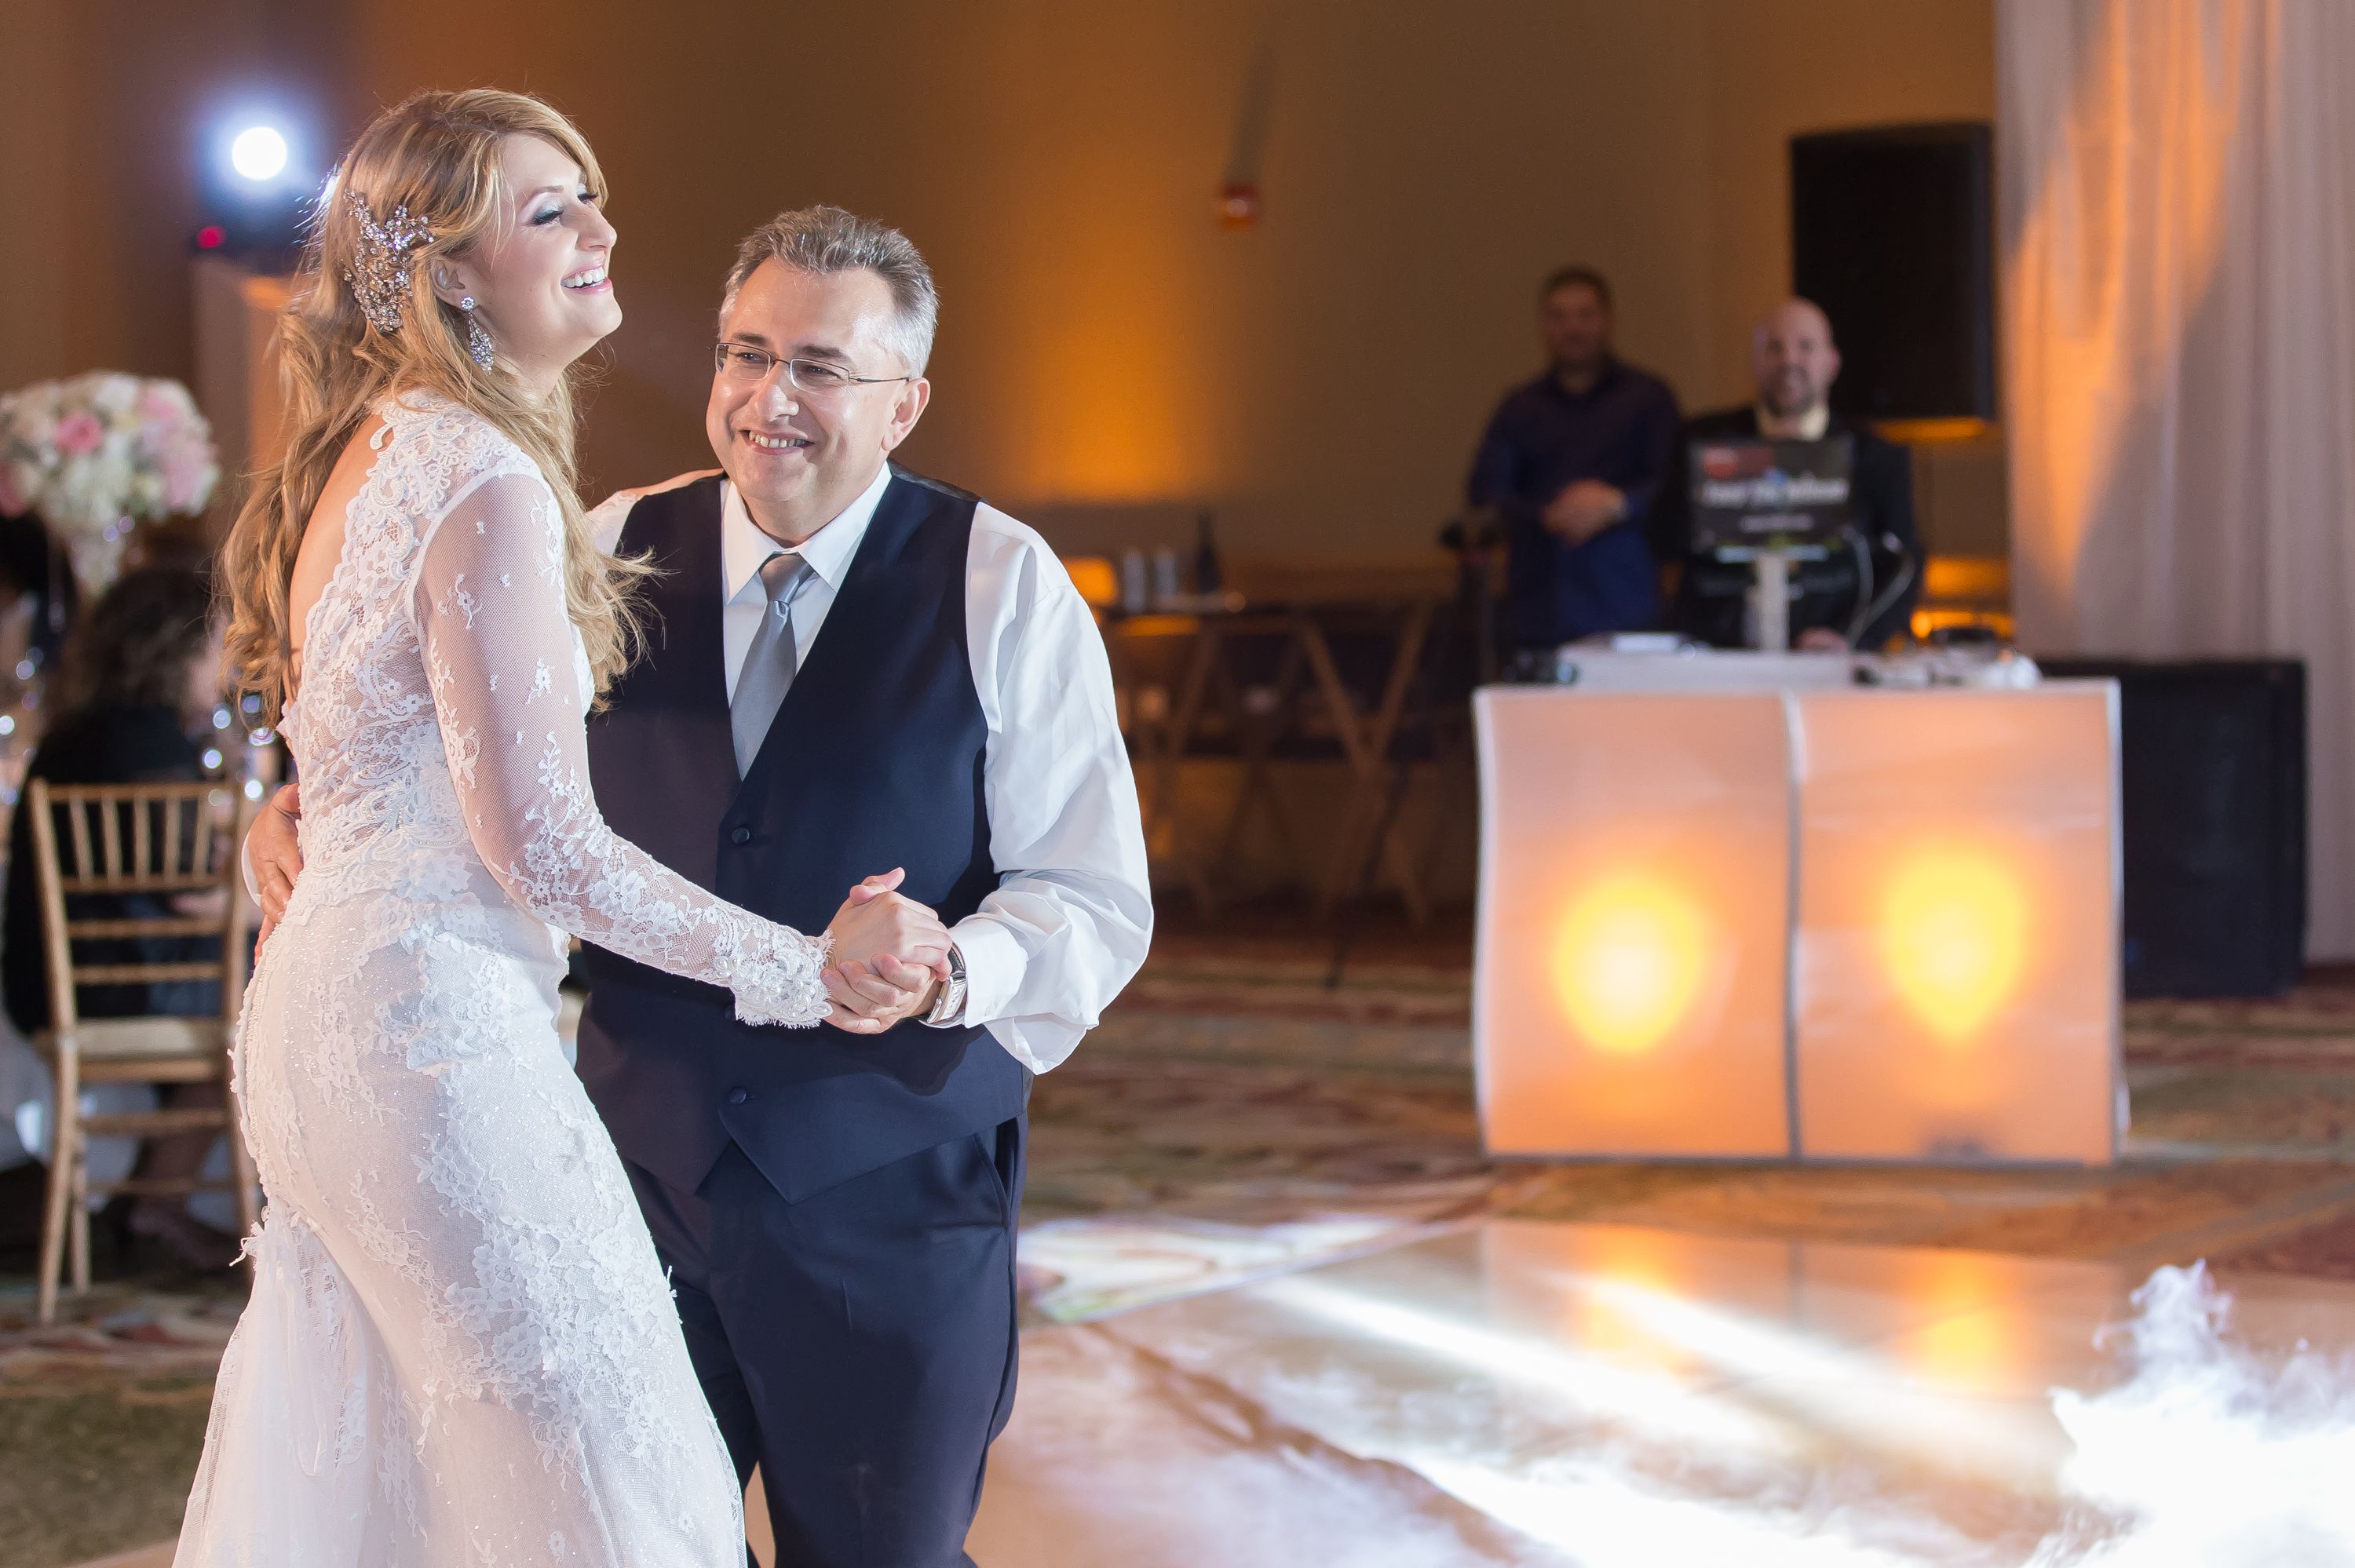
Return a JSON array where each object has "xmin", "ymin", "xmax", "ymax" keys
[{"xmin": 732, "ymin": 550, "xmax": 814, "ymax": 775}]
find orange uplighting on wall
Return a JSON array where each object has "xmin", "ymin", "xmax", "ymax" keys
[
  {"xmin": 1920, "ymin": 556, "xmax": 2011, "ymax": 604},
  {"xmin": 1020, "ymin": 284, "xmax": 1205, "ymax": 502},
  {"xmin": 1879, "ymin": 848, "xmax": 2028, "ymax": 1042},
  {"xmin": 1552, "ymin": 873, "xmax": 1709, "ymax": 1054},
  {"xmin": 973, "ymin": 138, "xmax": 1219, "ymax": 506},
  {"xmin": 1870, "ymin": 416, "xmax": 1993, "ymax": 446}
]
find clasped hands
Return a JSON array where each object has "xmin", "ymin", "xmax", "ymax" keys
[
  {"xmin": 246, "ymin": 783, "xmax": 951, "ymax": 1034},
  {"xmin": 821, "ymin": 867, "xmax": 954, "ymax": 1034},
  {"xmin": 1540, "ymin": 478, "xmax": 1627, "ymax": 545}
]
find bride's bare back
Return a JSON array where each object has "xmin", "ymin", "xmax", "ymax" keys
[{"xmin": 281, "ymin": 414, "xmax": 387, "ymax": 702}]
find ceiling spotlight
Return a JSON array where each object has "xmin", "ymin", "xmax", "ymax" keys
[{"xmin": 228, "ymin": 124, "xmax": 290, "ymax": 185}]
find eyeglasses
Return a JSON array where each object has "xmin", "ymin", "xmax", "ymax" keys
[{"xmin": 713, "ymin": 341, "xmax": 911, "ymax": 396}]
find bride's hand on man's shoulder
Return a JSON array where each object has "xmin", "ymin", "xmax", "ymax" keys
[
  {"xmin": 819, "ymin": 869, "xmax": 953, "ymax": 1035},
  {"xmin": 595, "ymin": 469, "xmax": 724, "ymax": 510},
  {"xmin": 589, "ymin": 471, "xmax": 725, "ymax": 552}
]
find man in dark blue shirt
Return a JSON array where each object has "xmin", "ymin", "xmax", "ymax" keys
[{"xmin": 1467, "ymin": 266, "xmax": 1681, "ymax": 652}]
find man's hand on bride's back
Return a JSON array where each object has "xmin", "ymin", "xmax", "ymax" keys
[
  {"xmin": 820, "ymin": 869, "xmax": 952, "ymax": 1035},
  {"xmin": 247, "ymin": 783, "xmax": 304, "ymax": 950}
]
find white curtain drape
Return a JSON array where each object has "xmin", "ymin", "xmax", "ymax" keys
[{"xmin": 2001, "ymin": 0, "xmax": 2355, "ymax": 956}]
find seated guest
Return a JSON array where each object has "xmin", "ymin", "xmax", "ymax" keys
[
  {"xmin": 1468, "ymin": 266, "xmax": 1681, "ymax": 654},
  {"xmin": 1656, "ymin": 297, "xmax": 1919, "ymax": 651},
  {"xmin": 0, "ymin": 506, "xmax": 80, "ymax": 672},
  {"xmin": 2, "ymin": 567, "xmax": 230, "ymax": 1268}
]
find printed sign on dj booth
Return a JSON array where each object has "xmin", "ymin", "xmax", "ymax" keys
[{"xmin": 1689, "ymin": 436, "xmax": 1854, "ymax": 557}]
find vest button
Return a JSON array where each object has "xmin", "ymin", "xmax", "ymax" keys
[
  {"xmin": 729, "ymin": 826, "xmax": 752, "ymax": 845},
  {"xmin": 726, "ymin": 1088, "xmax": 750, "ymax": 1106}
]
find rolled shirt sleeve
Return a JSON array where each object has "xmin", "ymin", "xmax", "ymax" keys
[{"xmin": 944, "ymin": 504, "xmax": 1153, "ymax": 1072}]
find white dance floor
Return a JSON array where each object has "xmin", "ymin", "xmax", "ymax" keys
[
  {"xmin": 973, "ymin": 1220, "xmax": 2355, "ymax": 1566},
  {"xmin": 80, "ymin": 1219, "xmax": 2355, "ymax": 1567}
]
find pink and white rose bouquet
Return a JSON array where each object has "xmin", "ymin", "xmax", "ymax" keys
[{"xmin": 0, "ymin": 372, "xmax": 220, "ymax": 592}]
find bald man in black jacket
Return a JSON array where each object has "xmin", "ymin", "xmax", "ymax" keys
[{"xmin": 1653, "ymin": 299, "xmax": 1921, "ymax": 651}]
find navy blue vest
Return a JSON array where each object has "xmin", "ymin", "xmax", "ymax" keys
[{"xmin": 576, "ymin": 471, "xmax": 1029, "ymax": 1203}]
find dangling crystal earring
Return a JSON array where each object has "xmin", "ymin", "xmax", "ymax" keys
[{"xmin": 458, "ymin": 296, "xmax": 494, "ymax": 370}]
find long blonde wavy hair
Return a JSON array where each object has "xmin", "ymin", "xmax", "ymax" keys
[{"xmin": 222, "ymin": 89, "xmax": 644, "ymax": 720}]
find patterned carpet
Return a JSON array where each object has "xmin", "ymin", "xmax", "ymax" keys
[
  {"xmin": 1033, "ymin": 919, "xmax": 2355, "ymax": 1284},
  {"xmin": 11, "ymin": 913, "xmax": 2355, "ymax": 1565}
]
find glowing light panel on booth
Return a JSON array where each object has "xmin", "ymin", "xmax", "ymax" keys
[
  {"xmin": 1552, "ymin": 873, "xmax": 1712, "ymax": 1054},
  {"xmin": 1793, "ymin": 687, "xmax": 2120, "ymax": 1164},
  {"xmin": 1474, "ymin": 690, "xmax": 1792, "ymax": 1159}
]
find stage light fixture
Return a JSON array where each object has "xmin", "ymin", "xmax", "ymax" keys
[
  {"xmin": 228, "ymin": 123, "xmax": 290, "ymax": 185},
  {"xmin": 195, "ymin": 101, "xmax": 314, "ymax": 262}
]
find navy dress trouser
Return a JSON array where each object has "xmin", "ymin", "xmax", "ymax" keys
[{"xmin": 625, "ymin": 1118, "xmax": 1024, "ymax": 1568}]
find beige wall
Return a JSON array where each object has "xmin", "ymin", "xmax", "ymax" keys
[
  {"xmin": 2, "ymin": 0, "xmax": 1992, "ymax": 554},
  {"xmin": 0, "ymin": 0, "xmax": 359, "ymax": 405}
]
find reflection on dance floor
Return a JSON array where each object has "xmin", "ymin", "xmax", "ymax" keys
[
  {"xmin": 66, "ymin": 1218, "xmax": 2355, "ymax": 1567},
  {"xmin": 973, "ymin": 1220, "xmax": 2355, "ymax": 1566}
]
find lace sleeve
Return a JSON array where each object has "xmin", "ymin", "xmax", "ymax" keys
[{"xmin": 413, "ymin": 471, "xmax": 831, "ymax": 1026}]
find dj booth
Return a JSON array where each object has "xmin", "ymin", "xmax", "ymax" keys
[{"xmin": 1471, "ymin": 652, "xmax": 2123, "ymax": 1167}]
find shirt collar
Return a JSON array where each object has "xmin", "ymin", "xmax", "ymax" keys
[
  {"xmin": 720, "ymin": 462, "xmax": 894, "ymax": 602},
  {"xmin": 1755, "ymin": 402, "xmax": 1831, "ymax": 440}
]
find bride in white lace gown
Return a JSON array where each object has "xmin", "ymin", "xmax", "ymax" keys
[{"xmin": 176, "ymin": 92, "xmax": 944, "ymax": 1566}]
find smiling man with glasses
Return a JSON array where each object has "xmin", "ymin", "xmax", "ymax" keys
[
  {"xmin": 587, "ymin": 205, "xmax": 1152, "ymax": 1566},
  {"xmin": 243, "ymin": 203, "xmax": 1151, "ymax": 1568},
  {"xmin": 713, "ymin": 337, "xmax": 915, "ymax": 392},
  {"xmin": 703, "ymin": 243, "xmax": 932, "ymax": 545}
]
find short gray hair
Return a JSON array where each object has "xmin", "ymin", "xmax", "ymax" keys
[{"xmin": 720, "ymin": 205, "xmax": 939, "ymax": 376}]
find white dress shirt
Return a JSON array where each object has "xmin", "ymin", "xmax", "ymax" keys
[
  {"xmin": 587, "ymin": 467, "xmax": 1151, "ymax": 1074},
  {"xmin": 717, "ymin": 464, "xmax": 889, "ymax": 702}
]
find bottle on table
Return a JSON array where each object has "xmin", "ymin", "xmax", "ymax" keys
[
  {"xmin": 1119, "ymin": 548, "xmax": 1148, "ymax": 614},
  {"xmin": 1192, "ymin": 509, "xmax": 1222, "ymax": 596}
]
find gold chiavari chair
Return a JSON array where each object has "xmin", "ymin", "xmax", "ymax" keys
[{"xmin": 26, "ymin": 779, "xmax": 260, "ymax": 1325}]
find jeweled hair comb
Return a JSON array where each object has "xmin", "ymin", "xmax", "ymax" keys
[{"xmin": 342, "ymin": 188, "xmax": 433, "ymax": 334}]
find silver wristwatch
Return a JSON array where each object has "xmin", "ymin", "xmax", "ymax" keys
[{"xmin": 923, "ymin": 942, "xmax": 967, "ymax": 1026}]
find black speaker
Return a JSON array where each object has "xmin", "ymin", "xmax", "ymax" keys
[
  {"xmin": 1791, "ymin": 122, "xmax": 1995, "ymax": 423},
  {"xmin": 2038, "ymin": 659, "xmax": 2306, "ymax": 998}
]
